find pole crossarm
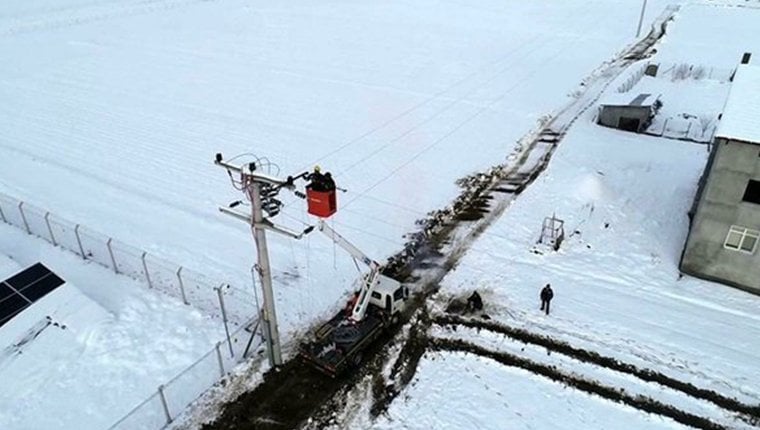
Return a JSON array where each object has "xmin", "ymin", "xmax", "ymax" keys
[{"xmin": 218, "ymin": 206, "xmax": 310, "ymax": 239}]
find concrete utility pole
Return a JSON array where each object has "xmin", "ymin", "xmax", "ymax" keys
[
  {"xmin": 214, "ymin": 153, "xmax": 309, "ymax": 368},
  {"xmin": 636, "ymin": 0, "xmax": 648, "ymax": 38}
]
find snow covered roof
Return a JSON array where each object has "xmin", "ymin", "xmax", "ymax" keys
[
  {"xmin": 715, "ymin": 65, "xmax": 760, "ymax": 144},
  {"xmin": 0, "ymin": 254, "xmax": 19, "ymax": 280},
  {"xmin": 600, "ymin": 92, "xmax": 659, "ymax": 108}
]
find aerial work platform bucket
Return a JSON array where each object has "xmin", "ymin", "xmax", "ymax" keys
[{"xmin": 307, "ymin": 188, "xmax": 337, "ymax": 218}]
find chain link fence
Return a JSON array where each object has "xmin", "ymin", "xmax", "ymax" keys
[
  {"xmin": 108, "ymin": 318, "xmax": 261, "ymax": 430},
  {"xmin": 0, "ymin": 191, "xmax": 265, "ymax": 429},
  {"xmin": 0, "ymin": 192, "xmax": 256, "ymax": 325}
]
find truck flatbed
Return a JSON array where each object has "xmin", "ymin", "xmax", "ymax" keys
[{"xmin": 300, "ymin": 310, "xmax": 387, "ymax": 377}]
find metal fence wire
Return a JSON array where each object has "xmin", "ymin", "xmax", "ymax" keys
[
  {"xmin": 0, "ymin": 192, "xmax": 256, "ymax": 324},
  {"xmin": 108, "ymin": 319, "xmax": 260, "ymax": 430},
  {"xmin": 0, "ymin": 191, "xmax": 264, "ymax": 429}
]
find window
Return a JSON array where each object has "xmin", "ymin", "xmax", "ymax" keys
[
  {"xmin": 743, "ymin": 180, "xmax": 760, "ymax": 204},
  {"xmin": 371, "ymin": 291, "xmax": 382, "ymax": 300},
  {"xmin": 393, "ymin": 287, "xmax": 404, "ymax": 301},
  {"xmin": 724, "ymin": 225, "xmax": 760, "ymax": 254}
]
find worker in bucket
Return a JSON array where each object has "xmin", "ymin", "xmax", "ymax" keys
[
  {"xmin": 540, "ymin": 283, "xmax": 554, "ymax": 315},
  {"xmin": 323, "ymin": 171, "xmax": 336, "ymax": 191},
  {"xmin": 307, "ymin": 165, "xmax": 336, "ymax": 192},
  {"xmin": 306, "ymin": 165, "xmax": 326, "ymax": 191}
]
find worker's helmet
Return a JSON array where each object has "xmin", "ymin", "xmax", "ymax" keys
[{"xmin": 314, "ymin": 165, "xmax": 321, "ymax": 173}]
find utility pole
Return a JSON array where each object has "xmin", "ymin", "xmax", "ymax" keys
[
  {"xmin": 214, "ymin": 153, "xmax": 310, "ymax": 368},
  {"xmin": 636, "ymin": 0, "xmax": 648, "ymax": 38}
]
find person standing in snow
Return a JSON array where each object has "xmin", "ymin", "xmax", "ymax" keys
[
  {"xmin": 466, "ymin": 290, "xmax": 483, "ymax": 312},
  {"xmin": 540, "ymin": 284, "xmax": 554, "ymax": 315}
]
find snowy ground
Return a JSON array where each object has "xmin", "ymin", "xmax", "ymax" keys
[
  {"xmin": 351, "ymin": 3, "xmax": 760, "ymax": 429},
  {"xmin": 0, "ymin": 0, "xmax": 674, "ymax": 342},
  {"xmin": 0, "ymin": 253, "xmax": 19, "ymax": 280},
  {"xmin": 371, "ymin": 352, "xmax": 689, "ymax": 430},
  {"xmin": 0, "ymin": 224, "xmax": 225, "ymax": 430},
  {"xmin": 3, "ymin": 0, "xmax": 759, "ymax": 429}
]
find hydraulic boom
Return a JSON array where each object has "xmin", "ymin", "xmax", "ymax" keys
[{"xmin": 314, "ymin": 219, "xmax": 385, "ymax": 323}]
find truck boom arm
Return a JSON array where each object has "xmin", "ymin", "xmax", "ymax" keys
[
  {"xmin": 315, "ymin": 220, "xmax": 379, "ymax": 270},
  {"xmin": 315, "ymin": 220, "xmax": 383, "ymax": 322}
]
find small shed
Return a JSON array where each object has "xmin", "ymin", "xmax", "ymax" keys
[{"xmin": 597, "ymin": 93, "xmax": 661, "ymax": 132}]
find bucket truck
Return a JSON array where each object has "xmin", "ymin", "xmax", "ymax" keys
[{"xmin": 299, "ymin": 219, "xmax": 408, "ymax": 377}]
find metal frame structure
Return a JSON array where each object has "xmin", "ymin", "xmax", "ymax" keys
[{"xmin": 539, "ymin": 214, "xmax": 565, "ymax": 251}]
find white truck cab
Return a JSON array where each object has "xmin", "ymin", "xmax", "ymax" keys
[{"xmin": 368, "ymin": 275, "xmax": 408, "ymax": 317}]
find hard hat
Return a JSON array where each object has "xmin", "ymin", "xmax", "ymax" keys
[{"xmin": 314, "ymin": 165, "xmax": 321, "ymax": 173}]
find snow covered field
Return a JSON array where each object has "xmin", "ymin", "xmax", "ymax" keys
[
  {"xmin": 434, "ymin": 118, "xmax": 760, "ymax": 402},
  {"xmin": 0, "ymin": 0, "xmax": 674, "ymax": 341},
  {"xmin": 371, "ymin": 353, "xmax": 689, "ymax": 430},
  {"xmin": 364, "ymin": 3, "xmax": 760, "ymax": 429},
  {"xmin": 0, "ymin": 224, "xmax": 225, "ymax": 430},
  {"xmin": 3, "ymin": 0, "xmax": 760, "ymax": 429}
]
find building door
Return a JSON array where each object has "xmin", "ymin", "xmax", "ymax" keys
[{"xmin": 618, "ymin": 117, "xmax": 640, "ymax": 132}]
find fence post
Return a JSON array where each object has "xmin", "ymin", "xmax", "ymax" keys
[
  {"xmin": 44, "ymin": 212, "xmax": 57, "ymax": 246},
  {"xmin": 0, "ymin": 201, "xmax": 6, "ymax": 223},
  {"xmin": 215, "ymin": 342, "xmax": 225, "ymax": 377},
  {"xmin": 141, "ymin": 252, "xmax": 153, "ymax": 288},
  {"xmin": 176, "ymin": 267, "xmax": 189, "ymax": 305},
  {"xmin": 107, "ymin": 238, "xmax": 118, "ymax": 274},
  {"xmin": 74, "ymin": 224, "xmax": 86, "ymax": 258},
  {"xmin": 18, "ymin": 202, "xmax": 31, "ymax": 233},
  {"xmin": 217, "ymin": 286, "xmax": 234, "ymax": 358},
  {"xmin": 157, "ymin": 385, "xmax": 172, "ymax": 425},
  {"xmin": 685, "ymin": 122, "xmax": 693, "ymax": 139}
]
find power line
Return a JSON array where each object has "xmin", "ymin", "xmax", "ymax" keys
[
  {"xmin": 298, "ymin": 32, "xmax": 546, "ymax": 173},
  {"xmin": 339, "ymin": 3, "xmax": 604, "ymax": 212}
]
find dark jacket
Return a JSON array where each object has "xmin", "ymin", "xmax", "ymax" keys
[
  {"xmin": 307, "ymin": 171, "xmax": 336, "ymax": 192},
  {"xmin": 540, "ymin": 286, "xmax": 554, "ymax": 301}
]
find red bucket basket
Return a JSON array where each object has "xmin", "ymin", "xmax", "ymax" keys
[{"xmin": 306, "ymin": 188, "xmax": 337, "ymax": 218}]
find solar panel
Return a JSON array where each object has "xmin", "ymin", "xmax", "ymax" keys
[{"xmin": 0, "ymin": 263, "xmax": 65, "ymax": 328}]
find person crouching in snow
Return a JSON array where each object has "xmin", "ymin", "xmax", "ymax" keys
[{"xmin": 540, "ymin": 283, "xmax": 554, "ymax": 315}]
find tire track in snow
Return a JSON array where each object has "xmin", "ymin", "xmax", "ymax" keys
[
  {"xmin": 429, "ymin": 339, "xmax": 730, "ymax": 430},
  {"xmin": 432, "ymin": 314, "xmax": 760, "ymax": 425}
]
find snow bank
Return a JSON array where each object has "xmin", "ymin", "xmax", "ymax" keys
[{"xmin": 0, "ymin": 224, "xmax": 225, "ymax": 430}]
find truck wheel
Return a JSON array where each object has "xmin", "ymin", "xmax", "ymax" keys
[{"xmin": 391, "ymin": 314, "xmax": 400, "ymax": 326}]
